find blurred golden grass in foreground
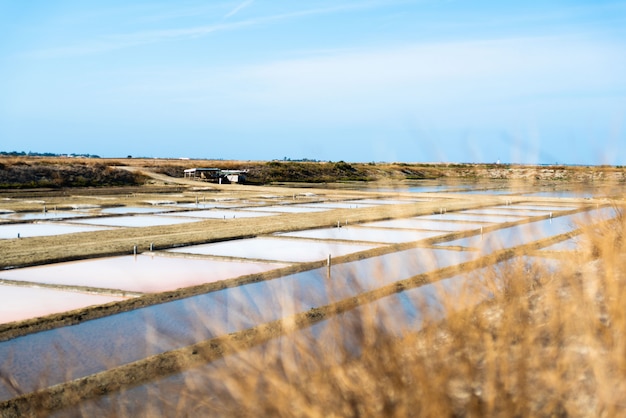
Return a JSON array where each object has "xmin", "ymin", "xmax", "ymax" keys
[
  {"xmin": 3, "ymin": 207, "xmax": 625, "ymax": 417},
  {"xmin": 131, "ymin": 210, "xmax": 625, "ymax": 417}
]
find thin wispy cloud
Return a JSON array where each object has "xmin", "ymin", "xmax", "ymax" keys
[
  {"xmin": 224, "ymin": 0, "xmax": 254, "ymax": 19},
  {"xmin": 24, "ymin": 1, "xmax": 398, "ymax": 59}
]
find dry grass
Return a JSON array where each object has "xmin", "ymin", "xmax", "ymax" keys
[
  {"xmin": 66, "ymin": 205, "xmax": 624, "ymax": 418},
  {"xmin": 0, "ymin": 168, "xmax": 623, "ymax": 416}
]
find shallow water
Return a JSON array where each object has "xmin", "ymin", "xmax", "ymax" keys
[
  {"xmin": 0, "ymin": 247, "xmax": 476, "ymax": 401},
  {"xmin": 343, "ymin": 199, "xmax": 425, "ymax": 205},
  {"xmin": 237, "ymin": 205, "xmax": 328, "ymax": 213},
  {"xmin": 494, "ymin": 204, "xmax": 578, "ymax": 211},
  {"xmin": 0, "ymin": 211, "xmax": 92, "ymax": 221},
  {"xmin": 418, "ymin": 213, "xmax": 523, "ymax": 223},
  {"xmin": 100, "ymin": 207, "xmax": 175, "ymax": 215},
  {"xmin": 0, "ymin": 284, "xmax": 126, "ymax": 325},
  {"xmin": 361, "ymin": 218, "xmax": 488, "ymax": 231},
  {"xmin": 436, "ymin": 208, "xmax": 615, "ymax": 254},
  {"xmin": 156, "ymin": 209, "xmax": 276, "ymax": 219},
  {"xmin": 0, "ymin": 222, "xmax": 111, "ymax": 239},
  {"xmin": 167, "ymin": 237, "xmax": 378, "ymax": 262},
  {"xmin": 0, "ymin": 254, "xmax": 288, "ymax": 293},
  {"xmin": 70, "ymin": 256, "xmax": 565, "ymax": 416},
  {"xmin": 298, "ymin": 202, "xmax": 378, "ymax": 209},
  {"xmin": 277, "ymin": 226, "xmax": 447, "ymax": 243},
  {"xmin": 460, "ymin": 208, "xmax": 551, "ymax": 217},
  {"xmin": 67, "ymin": 214, "xmax": 205, "ymax": 227}
]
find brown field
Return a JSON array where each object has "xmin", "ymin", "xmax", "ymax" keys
[{"xmin": 0, "ymin": 157, "xmax": 625, "ymax": 416}]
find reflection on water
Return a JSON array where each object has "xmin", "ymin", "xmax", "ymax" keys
[
  {"xmin": 167, "ymin": 237, "xmax": 377, "ymax": 262},
  {"xmin": 278, "ymin": 226, "xmax": 447, "ymax": 243},
  {"xmin": 67, "ymin": 214, "xmax": 205, "ymax": 227},
  {"xmin": 0, "ymin": 247, "xmax": 476, "ymax": 401},
  {"xmin": 0, "ymin": 284, "xmax": 126, "ymax": 325},
  {"xmin": 0, "ymin": 222, "xmax": 111, "ymax": 239},
  {"xmin": 69, "ymin": 256, "xmax": 563, "ymax": 416},
  {"xmin": 0, "ymin": 254, "xmax": 287, "ymax": 293},
  {"xmin": 0, "ymin": 211, "xmax": 91, "ymax": 221},
  {"xmin": 437, "ymin": 208, "xmax": 616, "ymax": 254}
]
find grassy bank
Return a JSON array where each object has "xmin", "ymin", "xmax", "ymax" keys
[{"xmin": 2, "ymin": 156, "xmax": 626, "ymax": 188}]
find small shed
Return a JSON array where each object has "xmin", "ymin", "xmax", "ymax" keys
[{"xmin": 183, "ymin": 168, "xmax": 221, "ymax": 180}]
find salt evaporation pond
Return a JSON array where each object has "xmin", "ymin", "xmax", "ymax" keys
[
  {"xmin": 361, "ymin": 218, "xmax": 488, "ymax": 231},
  {"xmin": 523, "ymin": 190, "xmax": 596, "ymax": 198},
  {"xmin": 0, "ymin": 284, "xmax": 126, "ymax": 325},
  {"xmin": 237, "ymin": 205, "xmax": 328, "ymax": 213},
  {"xmin": 343, "ymin": 199, "xmax": 424, "ymax": 205},
  {"xmin": 299, "ymin": 202, "xmax": 378, "ymax": 209},
  {"xmin": 437, "ymin": 208, "xmax": 615, "ymax": 254},
  {"xmin": 0, "ymin": 247, "xmax": 477, "ymax": 401},
  {"xmin": 167, "ymin": 202, "xmax": 243, "ymax": 209},
  {"xmin": 494, "ymin": 204, "xmax": 578, "ymax": 211},
  {"xmin": 82, "ymin": 256, "xmax": 568, "ymax": 416},
  {"xmin": 0, "ymin": 211, "xmax": 92, "ymax": 221},
  {"xmin": 0, "ymin": 254, "xmax": 288, "ymax": 293},
  {"xmin": 167, "ymin": 237, "xmax": 378, "ymax": 262},
  {"xmin": 0, "ymin": 222, "xmax": 111, "ymax": 239},
  {"xmin": 100, "ymin": 207, "xmax": 175, "ymax": 215},
  {"xmin": 156, "ymin": 209, "xmax": 276, "ymax": 219},
  {"xmin": 419, "ymin": 213, "xmax": 527, "ymax": 223},
  {"xmin": 460, "ymin": 208, "xmax": 551, "ymax": 217},
  {"xmin": 277, "ymin": 226, "xmax": 447, "ymax": 243},
  {"xmin": 67, "ymin": 215, "xmax": 205, "ymax": 227}
]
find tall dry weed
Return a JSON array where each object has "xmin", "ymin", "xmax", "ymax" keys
[
  {"xmin": 160, "ymin": 210, "xmax": 626, "ymax": 417},
  {"xmin": 5, "ymin": 205, "xmax": 626, "ymax": 417}
]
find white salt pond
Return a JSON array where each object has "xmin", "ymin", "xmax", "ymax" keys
[
  {"xmin": 0, "ymin": 284, "xmax": 126, "ymax": 325},
  {"xmin": 100, "ymin": 207, "xmax": 175, "ymax": 215},
  {"xmin": 299, "ymin": 202, "xmax": 378, "ymax": 209},
  {"xmin": 0, "ymin": 254, "xmax": 288, "ymax": 293},
  {"xmin": 419, "ymin": 213, "xmax": 524, "ymax": 223},
  {"xmin": 361, "ymin": 218, "xmax": 488, "ymax": 231},
  {"xmin": 67, "ymin": 215, "xmax": 205, "ymax": 227},
  {"xmin": 277, "ymin": 226, "xmax": 447, "ymax": 243},
  {"xmin": 167, "ymin": 237, "xmax": 378, "ymax": 262},
  {"xmin": 167, "ymin": 202, "xmax": 243, "ymax": 209},
  {"xmin": 495, "ymin": 204, "xmax": 578, "ymax": 211},
  {"xmin": 156, "ymin": 209, "xmax": 276, "ymax": 219},
  {"xmin": 436, "ymin": 208, "xmax": 615, "ymax": 254},
  {"xmin": 460, "ymin": 208, "xmax": 551, "ymax": 217},
  {"xmin": 237, "ymin": 205, "xmax": 328, "ymax": 213},
  {"xmin": 343, "ymin": 199, "xmax": 424, "ymax": 205},
  {"xmin": 0, "ymin": 223, "xmax": 112, "ymax": 239},
  {"xmin": 0, "ymin": 211, "xmax": 92, "ymax": 221},
  {"xmin": 0, "ymin": 247, "xmax": 478, "ymax": 403}
]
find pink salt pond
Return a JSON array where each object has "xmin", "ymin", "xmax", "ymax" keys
[
  {"xmin": 237, "ymin": 205, "xmax": 328, "ymax": 213},
  {"xmin": 156, "ymin": 210, "xmax": 276, "ymax": 219},
  {"xmin": 0, "ymin": 222, "xmax": 111, "ymax": 239},
  {"xmin": 0, "ymin": 284, "xmax": 126, "ymax": 325},
  {"xmin": 277, "ymin": 226, "xmax": 446, "ymax": 243},
  {"xmin": 0, "ymin": 255, "xmax": 288, "ymax": 293},
  {"xmin": 362, "ymin": 218, "xmax": 488, "ymax": 231},
  {"xmin": 67, "ymin": 215, "xmax": 205, "ymax": 227},
  {"xmin": 167, "ymin": 237, "xmax": 378, "ymax": 262}
]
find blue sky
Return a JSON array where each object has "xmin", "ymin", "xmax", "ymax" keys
[{"xmin": 1, "ymin": 0, "xmax": 625, "ymax": 164}]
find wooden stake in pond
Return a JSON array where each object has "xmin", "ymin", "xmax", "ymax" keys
[
  {"xmin": 327, "ymin": 254, "xmax": 331, "ymax": 277},
  {"xmin": 133, "ymin": 245, "xmax": 137, "ymax": 256},
  {"xmin": 150, "ymin": 243, "xmax": 154, "ymax": 251}
]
